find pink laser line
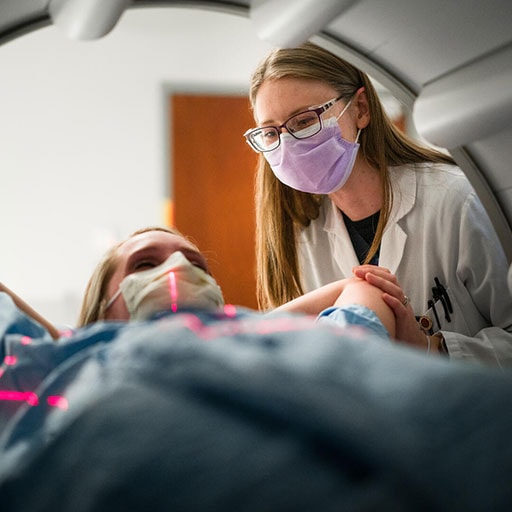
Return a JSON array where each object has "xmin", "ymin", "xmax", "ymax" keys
[
  {"xmin": 177, "ymin": 312, "xmax": 320, "ymax": 341},
  {"xmin": 0, "ymin": 391, "xmax": 69, "ymax": 410},
  {"xmin": 47, "ymin": 395, "xmax": 69, "ymax": 410},
  {"xmin": 3, "ymin": 355, "xmax": 17, "ymax": 366},
  {"xmin": 168, "ymin": 271, "xmax": 178, "ymax": 312},
  {"xmin": 223, "ymin": 304, "xmax": 237, "ymax": 317},
  {"xmin": 0, "ymin": 390, "xmax": 39, "ymax": 406}
]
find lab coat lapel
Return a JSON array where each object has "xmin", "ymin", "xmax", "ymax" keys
[
  {"xmin": 323, "ymin": 199, "xmax": 360, "ymax": 278},
  {"xmin": 379, "ymin": 168, "xmax": 416, "ymax": 274}
]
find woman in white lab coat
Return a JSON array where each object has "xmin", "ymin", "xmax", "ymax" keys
[{"xmin": 244, "ymin": 42, "xmax": 512, "ymax": 365}]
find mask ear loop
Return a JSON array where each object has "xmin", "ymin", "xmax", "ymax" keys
[
  {"xmin": 334, "ymin": 96, "xmax": 363, "ymax": 143},
  {"xmin": 335, "ymin": 97, "xmax": 353, "ymax": 121},
  {"xmin": 354, "ymin": 86, "xmax": 366, "ymax": 143},
  {"xmin": 104, "ymin": 287, "xmax": 122, "ymax": 310}
]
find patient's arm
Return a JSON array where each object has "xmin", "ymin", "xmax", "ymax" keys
[
  {"xmin": 0, "ymin": 282, "xmax": 60, "ymax": 340},
  {"xmin": 333, "ymin": 278, "xmax": 396, "ymax": 338},
  {"xmin": 275, "ymin": 278, "xmax": 396, "ymax": 338},
  {"xmin": 275, "ymin": 279, "xmax": 349, "ymax": 316}
]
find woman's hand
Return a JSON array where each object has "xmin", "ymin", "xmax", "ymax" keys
[{"xmin": 353, "ymin": 265, "xmax": 428, "ymax": 350}]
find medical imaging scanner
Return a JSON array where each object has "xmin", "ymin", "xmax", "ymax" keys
[
  {"xmin": 2, "ymin": 4, "xmax": 512, "ymax": 510},
  {"xmin": 1, "ymin": 0, "xmax": 511, "ymax": 259}
]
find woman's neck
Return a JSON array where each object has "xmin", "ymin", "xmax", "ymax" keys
[{"xmin": 328, "ymin": 160, "xmax": 383, "ymax": 221}]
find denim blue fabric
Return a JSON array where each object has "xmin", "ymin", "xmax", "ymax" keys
[
  {"xmin": 0, "ymin": 297, "xmax": 511, "ymax": 511},
  {"xmin": 317, "ymin": 304, "xmax": 390, "ymax": 339}
]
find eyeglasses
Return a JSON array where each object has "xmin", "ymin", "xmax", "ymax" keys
[{"xmin": 244, "ymin": 96, "xmax": 343, "ymax": 153}]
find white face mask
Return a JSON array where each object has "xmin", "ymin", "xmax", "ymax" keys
[{"xmin": 107, "ymin": 251, "xmax": 224, "ymax": 320}]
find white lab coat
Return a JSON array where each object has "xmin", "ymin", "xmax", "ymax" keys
[{"xmin": 298, "ymin": 163, "xmax": 512, "ymax": 366}]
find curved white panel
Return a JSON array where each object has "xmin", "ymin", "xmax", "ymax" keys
[
  {"xmin": 450, "ymin": 147, "xmax": 512, "ymax": 262},
  {"xmin": 413, "ymin": 45, "xmax": 512, "ymax": 149},
  {"xmin": 251, "ymin": 0, "xmax": 356, "ymax": 48},
  {"xmin": 49, "ymin": 0, "xmax": 131, "ymax": 40}
]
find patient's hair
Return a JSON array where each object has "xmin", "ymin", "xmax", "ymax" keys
[{"xmin": 77, "ymin": 226, "xmax": 186, "ymax": 327}]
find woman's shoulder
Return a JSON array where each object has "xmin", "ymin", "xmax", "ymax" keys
[{"xmin": 391, "ymin": 162, "xmax": 475, "ymax": 197}]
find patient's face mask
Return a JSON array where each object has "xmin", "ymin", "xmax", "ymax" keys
[
  {"xmin": 263, "ymin": 101, "xmax": 360, "ymax": 194},
  {"xmin": 106, "ymin": 251, "xmax": 224, "ymax": 320}
]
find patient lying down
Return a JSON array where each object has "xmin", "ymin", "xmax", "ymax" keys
[
  {"xmin": 76, "ymin": 225, "xmax": 396, "ymax": 336},
  {"xmin": 0, "ymin": 226, "xmax": 396, "ymax": 432},
  {"xmin": 0, "ymin": 227, "xmax": 511, "ymax": 511}
]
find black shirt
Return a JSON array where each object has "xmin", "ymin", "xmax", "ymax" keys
[{"xmin": 342, "ymin": 210, "xmax": 380, "ymax": 264}]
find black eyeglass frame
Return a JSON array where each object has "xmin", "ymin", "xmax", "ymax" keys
[{"xmin": 243, "ymin": 95, "xmax": 344, "ymax": 153}]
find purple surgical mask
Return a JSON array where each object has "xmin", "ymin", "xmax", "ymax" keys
[{"xmin": 264, "ymin": 102, "xmax": 360, "ymax": 194}]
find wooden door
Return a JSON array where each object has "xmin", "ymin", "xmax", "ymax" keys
[{"xmin": 170, "ymin": 94, "xmax": 259, "ymax": 309}]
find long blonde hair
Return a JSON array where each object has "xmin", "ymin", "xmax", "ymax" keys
[
  {"xmin": 249, "ymin": 42, "xmax": 455, "ymax": 309},
  {"xmin": 77, "ymin": 226, "xmax": 186, "ymax": 327}
]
